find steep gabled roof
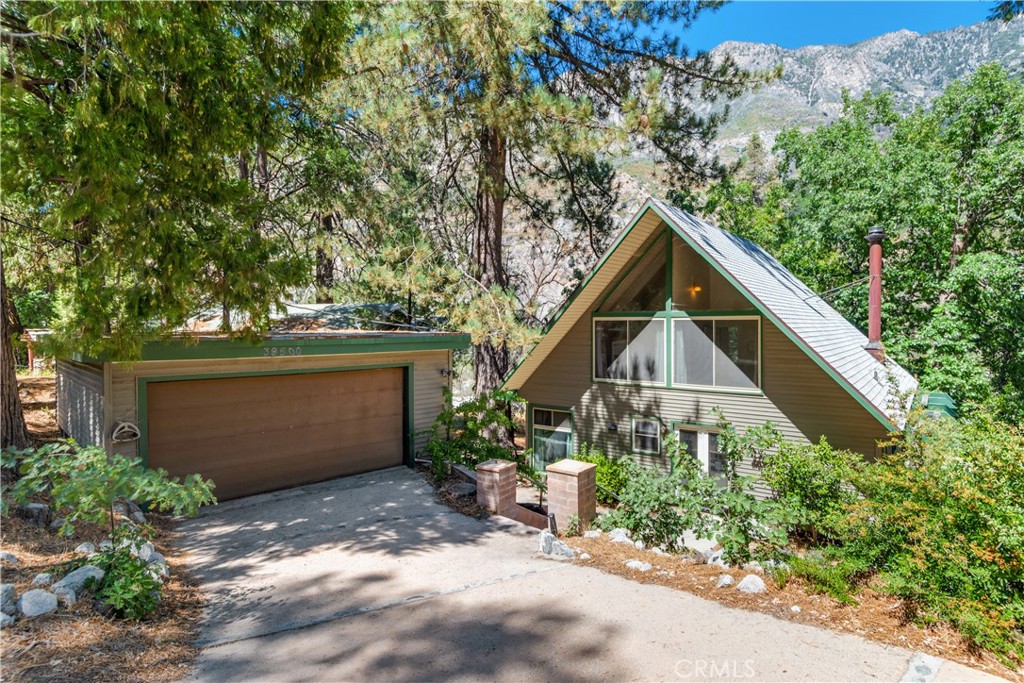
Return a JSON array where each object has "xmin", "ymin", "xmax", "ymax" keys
[{"xmin": 504, "ymin": 198, "xmax": 917, "ymax": 431}]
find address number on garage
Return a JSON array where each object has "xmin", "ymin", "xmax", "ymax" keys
[{"xmin": 263, "ymin": 346, "xmax": 303, "ymax": 357}]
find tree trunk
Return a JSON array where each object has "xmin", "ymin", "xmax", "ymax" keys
[
  {"xmin": 315, "ymin": 212, "xmax": 335, "ymax": 303},
  {"xmin": 1, "ymin": 249, "xmax": 31, "ymax": 450},
  {"xmin": 472, "ymin": 125, "xmax": 509, "ymax": 397}
]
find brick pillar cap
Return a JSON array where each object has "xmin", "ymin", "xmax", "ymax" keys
[
  {"xmin": 546, "ymin": 458, "xmax": 596, "ymax": 476},
  {"xmin": 476, "ymin": 459, "xmax": 517, "ymax": 473}
]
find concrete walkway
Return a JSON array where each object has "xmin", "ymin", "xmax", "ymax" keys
[{"xmin": 179, "ymin": 469, "xmax": 1004, "ymax": 682}]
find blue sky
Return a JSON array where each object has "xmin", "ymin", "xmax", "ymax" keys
[{"xmin": 672, "ymin": 1, "xmax": 993, "ymax": 52}]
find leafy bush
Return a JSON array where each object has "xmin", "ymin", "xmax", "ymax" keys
[
  {"xmin": 87, "ymin": 525, "xmax": 164, "ymax": 620},
  {"xmin": 831, "ymin": 409, "xmax": 1024, "ymax": 661},
  {"xmin": 423, "ymin": 388, "xmax": 528, "ymax": 480},
  {"xmin": 787, "ymin": 554, "xmax": 866, "ymax": 605},
  {"xmin": 761, "ymin": 437, "xmax": 860, "ymax": 541},
  {"xmin": 572, "ymin": 443, "xmax": 628, "ymax": 504},
  {"xmin": 3, "ymin": 441, "xmax": 216, "ymax": 533},
  {"xmin": 564, "ymin": 514, "xmax": 582, "ymax": 537},
  {"xmin": 702, "ymin": 416, "xmax": 796, "ymax": 564}
]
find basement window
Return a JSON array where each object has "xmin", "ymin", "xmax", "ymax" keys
[{"xmin": 632, "ymin": 417, "xmax": 662, "ymax": 455}]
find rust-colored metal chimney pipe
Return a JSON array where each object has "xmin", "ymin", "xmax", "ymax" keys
[{"xmin": 865, "ymin": 225, "xmax": 885, "ymax": 360}]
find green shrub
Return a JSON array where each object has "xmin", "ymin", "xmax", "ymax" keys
[
  {"xmin": 423, "ymin": 388, "xmax": 528, "ymax": 480},
  {"xmin": 87, "ymin": 525, "xmax": 164, "ymax": 620},
  {"xmin": 564, "ymin": 514, "xmax": 582, "ymax": 537},
  {"xmin": 761, "ymin": 437, "xmax": 860, "ymax": 541},
  {"xmin": 787, "ymin": 554, "xmax": 866, "ymax": 605},
  {"xmin": 3, "ymin": 440, "xmax": 216, "ymax": 534},
  {"xmin": 702, "ymin": 415, "xmax": 796, "ymax": 565},
  {"xmin": 833, "ymin": 408, "xmax": 1024, "ymax": 662},
  {"xmin": 573, "ymin": 443, "xmax": 628, "ymax": 504}
]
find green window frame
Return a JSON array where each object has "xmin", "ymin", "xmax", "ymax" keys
[
  {"xmin": 631, "ymin": 416, "xmax": 662, "ymax": 455},
  {"xmin": 531, "ymin": 406, "xmax": 573, "ymax": 470}
]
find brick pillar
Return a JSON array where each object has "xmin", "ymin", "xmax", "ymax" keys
[
  {"xmin": 546, "ymin": 459, "xmax": 597, "ymax": 528},
  {"xmin": 476, "ymin": 459, "xmax": 517, "ymax": 516}
]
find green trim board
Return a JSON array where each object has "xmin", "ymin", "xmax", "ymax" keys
[
  {"xmin": 72, "ymin": 333, "xmax": 470, "ymax": 363},
  {"xmin": 136, "ymin": 362, "xmax": 416, "ymax": 472}
]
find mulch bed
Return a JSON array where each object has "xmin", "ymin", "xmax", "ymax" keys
[
  {"xmin": 572, "ymin": 534, "xmax": 1022, "ymax": 682},
  {"xmin": 1, "ymin": 377, "xmax": 205, "ymax": 682}
]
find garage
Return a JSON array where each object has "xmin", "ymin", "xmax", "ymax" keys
[
  {"xmin": 54, "ymin": 304, "xmax": 469, "ymax": 502},
  {"xmin": 146, "ymin": 367, "xmax": 406, "ymax": 500}
]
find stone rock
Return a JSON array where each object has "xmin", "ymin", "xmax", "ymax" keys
[
  {"xmin": 53, "ymin": 586, "xmax": 76, "ymax": 607},
  {"xmin": 716, "ymin": 574, "xmax": 735, "ymax": 588},
  {"xmin": 0, "ymin": 612, "xmax": 14, "ymax": 628},
  {"xmin": 609, "ymin": 528, "xmax": 631, "ymax": 540},
  {"xmin": 134, "ymin": 541, "xmax": 157, "ymax": 563},
  {"xmin": 98, "ymin": 540, "xmax": 112, "ymax": 551},
  {"xmin": 74, "ymin": 542, "xmax": 96, "ymax": 555},
  {"xmin": 609, "ymin": 528, "xmax": 633, "ymax": 545},
  {"xmin": 703, "ymin": 548, "xmax": 728, "ymax": 568},
  {"xmin": 19, "ymin": 589, "xmax": 57, "ymax": 618},
  {"xmin": 583, "ymin": 529, "xmax": 602, "ymax": 539},
  {"xmin": 31, "ymin": 573, "xmax": 52, "ymax": 587},
  {"xmin": 579, "ymin": 553, "xmax": 591, "ymax": 561},
  {"xmin": 1, "ymin": 584, "xmax": 16, "ymax": 615},
  {"xmin": 651, "ymin": 547, "xmax": 670, "ymax": 557},
  {"xmin": 0, "ymin": 551, "xmax": 19, "ymax": 565},
  {"xmin": 736, "ymin": 574, "xmax": 768, "ymax": 594},
  {"xmin": 634, "ymin": 539, "xmax": 645, "ymax": 550},
  {"xmin": 537, "ymin": 530, "xmax": 574, "ymax": 559},
  {"xmin": 445, "ymin": 482, "xmax": 477, "ymax": 498},
  {"xmin": 16, "ymin": 503, "xmax": 50, "ymax": 527},
  {"xmin": 130, "ymin": 511, "xmax": 147, "ymax": 525},
  {"xmin": 147, "ymin": 551, "xmax": 166, "ymax": 566},
  {"xmin": 624, "ymin": 559, "xmax": 652, "ymax": 572},
  {"xmin": 53, "ymin": 565, "xmax": 105, "ymax": 594},
  {"xmin": 147, "ymin": 562, "xmax": 170, "ymax": 581},
  {"xmin": 49, "ymin": 517, "xmax": 66, "ymax": 531},
  {"xmin": 791, "ymin": 605, "xmax": 801, "ymax": 613},
  {"xmin": 741, "ymin": 561, "xmax": 763, "ymax": 573}
]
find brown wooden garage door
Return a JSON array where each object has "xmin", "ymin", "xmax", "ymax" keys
[{"xmin": 146, "ymin": 367, "xmax": 405, "ymax": 500}]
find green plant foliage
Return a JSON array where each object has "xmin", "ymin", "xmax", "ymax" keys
[
  {"xmin": 572, "ymin": 443, "xmax": 628, "ymax": 504},
  {"xmin": 3, "ymin": 441, "xmax": 216, "ymax": 534},
  {"xmin": 787, "ymin": 554, "xmax": 866, "ymax": 606},
  {"xmin": 760, "ymin": 438, "xmax": 861, "ymax": 541},
  {"xmin": 87, "ymin": 525, "xmax": 163, "ymax": 620},
  {"xmin": 829, "ymin": 409, "xmax": 1024, "ymax": 661},
  {"xmin": 564, "ymin": 514, "xmax": 582, "ymax": 538},
  {"xmin": 423, "ymin": 388, "xmax": 532, "ymax": 480}
]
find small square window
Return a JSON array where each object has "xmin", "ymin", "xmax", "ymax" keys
[{"xmin": 632, "ymin": 418, "xmax": 661, "ymax": 454}]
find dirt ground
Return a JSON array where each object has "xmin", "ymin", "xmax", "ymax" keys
[
  {"xmin": 573, "ymin": 534, "xmax": 1022, "ymax": 683},
  {"xmin": 1, "ymin": 377, "xmax": 204, "ymax": 682}
]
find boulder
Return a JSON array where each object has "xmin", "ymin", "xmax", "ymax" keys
[
  {"xmin": 1, "ymin": 584, "xmax": 16, "ymax": 615},
  {"xmin": 736, "ymin": 574, "xmax": 767, "ymax": 594},
  {"xmin": 53, "ymin": 586, "xmax": 76, "ymax": 607},
  {"xmin": 624, "ymin": 559, "xmax": 652, "ymax": 572},
  {"xmin": 716, "ymin": 574, "xmax": 735, "ymax": 588},
  {"xmin": 703, "ymin": 548, "xmax": 728, "ymax": 568},
  {"xmin": 134, "ymin": 542, "xmax": 157, "ymax": 563},
  {"xmin": 609, "ymin": 528, "xmax": 631, "ymax": 539},
  {"xmin": 0, "ymin": 612, "xmax": 14, "ymax": 628},
  {"xmin": 0, "ymin": 551, "xmax": 19, "ymax": 565},
  {"xmin": 49, "ymin": 517, "xmax": 67, "ymax": 532},
  {"xmin": 18, "ymin": 589, "xmax": 57, "ymax": 618},
  {"xmin": 147, "ymin": 551, "xmax": 166, "ymax": 566},
  {"xmin": 147, "ymin": 562, "xmax": 170, "ymax": 582},
  {"xmin": 131, "ymin": 511, "xmax": 148, "ymax": 525},
  {"xmin": 537, "ymin": 530, "xmax": 575, "ymax": 559},
  {"xmin": 579, "ymin": 553, "xmax": 591, "ymax": 561},
  {"xmin": 31, "ymin": 573, "xmax": 52, "ymax": 587},
  {"xmin": 445, "ymin": 482, "xmax": 477, "ymax": 498},
  {"xmin": 582, "ymin": 529, "xmax": 602, "ymax": 539},
  {"xmin": 74, "ymin": 542, "xmax": 96, "ymax": 555},
  {"xmin": 741, "ymin": 561, "xmax": 763, "ymax": 573},
  {"xmin": 53, "ymin": 565, "xmax": 105, "ymax": 594},
  {"xmin": 16, "ymin": 503, "xmax": 50, "ymax": 527},
  {"xmin": 609, "ymin": 528, "xmax": 633, "ymax": 545},
  {"xmin": 634, "ymin": 539, "xmax": 645, "ymax": 550},
  {"xmin": 98, "ymin": 540, "xmax": 113, "ymax": 551}
]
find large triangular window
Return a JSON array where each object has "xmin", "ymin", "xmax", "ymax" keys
[{"xmin": 598, "ymin": 236, "xmax": 666, "ymax": 312}]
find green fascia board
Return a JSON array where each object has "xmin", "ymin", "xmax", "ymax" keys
[
  {"xmin": 69, "ymin": 333, "xmax": 470, "ymax": 363},
  {"xmin": 647, "ymin": 203, "xmax": 896, "ymax": 433}
]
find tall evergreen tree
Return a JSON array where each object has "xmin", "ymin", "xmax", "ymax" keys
[
  {"xmin": 345, "ymin": 1, "xmax": 757, "ymax": 394},
  {"xmin": 0, "ymin": 1, "xmax": 357, "ymax": 446}
]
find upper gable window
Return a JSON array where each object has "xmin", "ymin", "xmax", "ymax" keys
[
  {"xmin": 599, "ymin": 238, "xmax": 666, "ymax": 312},
  {"xmin": 671, "ymin": 235, "xmax": 748, "ymax": 311}
]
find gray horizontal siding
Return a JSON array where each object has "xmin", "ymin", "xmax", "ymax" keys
[
  {"xmin": 56, "ymin": 359, "xmax": 105, "ymax": 448},
  {"xmin": 108, "ymin": 350, "xmax": 451, "ymax": 459}
]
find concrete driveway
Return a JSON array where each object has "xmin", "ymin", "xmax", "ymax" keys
[{"xmin": 179, "ymin": 468, "xmax": 1002, "ymax": 682}]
